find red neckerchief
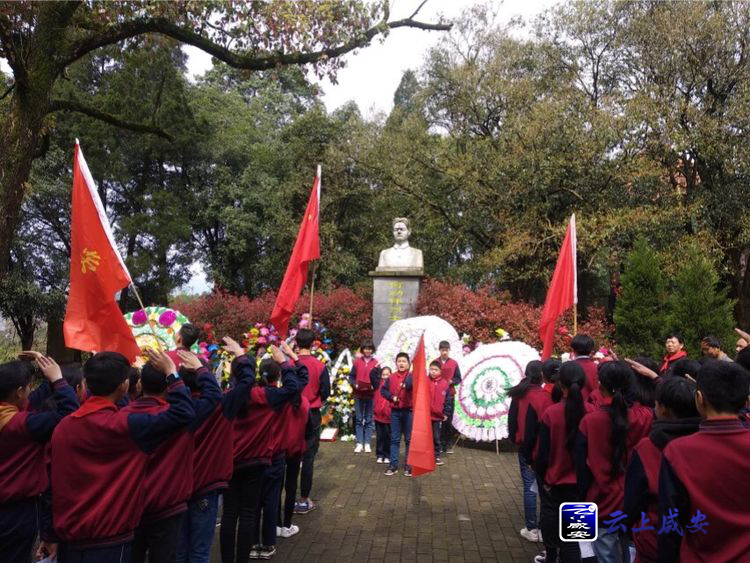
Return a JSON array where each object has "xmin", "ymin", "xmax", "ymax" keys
[
  {"xmin": 72, "ymin": 396, "xmax": 117, "ymax": 418},
  {"xmin": 661, "ymin": 349, "xmax": 687, "ymax": 373}
]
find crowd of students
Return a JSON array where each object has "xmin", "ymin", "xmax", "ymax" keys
[
  {"xmin": 0, "ymin": 325, "xmax": 330, "ymax": 563},
  {"xmin": 509, "ymin": 333, "xmax": 750, "ymax": 563}
]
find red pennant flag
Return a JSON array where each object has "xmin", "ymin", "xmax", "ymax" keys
[
  {"xmin": 539, "ymin": 214, "xmax": 577, "ymax": 360},
  {"xmin": 406, "ymin": 334, "xmax": 436, "ymax": 476},
  {"xmin": 63, "ymin": 141, "xmax": 141, "ymax": 362},
  {"xmin": 270, "ymin": 166, "xmax": 321, "ymax": 337}
]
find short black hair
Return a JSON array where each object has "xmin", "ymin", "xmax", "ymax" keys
[
  {"xmin": 258, "ymin": 359, "xmax": 281, "ymax": 386},
  {"xmin": 295, "ymin": 328, "xmax": 315, "ymax": 350},
  {"xmin": 0, "ymin": 361, "xmax": 34, "ymax": 401},
  {"xmin": 179, "ymin": 323, "xmax": 200, "ymax": 348},
  {"xmin": 361, "ymin": 341, "xmax": 375, "ymax": 352},
  {"xmin": 670, "ymin": 359, "xmax": 701, "ymax": 380},
  {"xmin": 128, "ymin": 367, "xmax": 140, "ymax": 390},
  {"xmin": 61, "ymin": 364, "xmax": 83, "ymax": 390},
  {"xmin": 84, "ymin": 352, "xmax": 131, "ymax": 396},
  {"xmin": 696, "ymin": 360, "xmax": 750, "ymax": 414},
  {"xmin": 396, "ymin": 352, "xmax": 410, "ymax": 362},
  {"xmin": 570, "ymin": 334, "xmax": 595, "ymax": 356},
  {"xmin": 429, "ymin": 360, "xmax": 442, "ymax": 369},
  {"xmin": 666, "ymin": 332, "xmax": 684, "ymax": 344},
  {"xmin": 542, "ymin": 359, "xmax": 561, "ymax": 383},
  {"xmin": 140, "ymin": 363, "xmax": 168, "ymax": 395},
  {"xmin": 438, "ymin": 341, "xmax": 450, "ymax": 350},
  {"xmin": 701, "ymin": 335, "xmax": 722, "ymax": 349},
  {"xmin": 656, "ymin": 376, "xmax": 699, "ymax": 418}
]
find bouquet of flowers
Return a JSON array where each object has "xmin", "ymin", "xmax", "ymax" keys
[{"xmin": 321, "ymin": 349, "xmax": 355, "ymax": 440}]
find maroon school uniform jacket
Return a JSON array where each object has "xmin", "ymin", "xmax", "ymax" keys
[
  {"xmin": 232, "ymin": 361, "xmax": 307, "ymax": 467},
  {"xmin": 0, "ymin": 380, "xmax": 77, "ymax": 505},
  {"xmin": 381, "ymin": 369, "xmax": 413, "ymax": 410},
  {"xmin": 509, "ymin": 385, "xmax": 551, "ymax": 446},
  {"xmin": 280, "ymin": 396, "xmax": 310, "ymax": 459},
  {"xmin": 659, "ymin": 418, "xmax": 750, "ymax": 563},
  {"xmin": 575, "ymin": 357, "xmax": 599, "ymax": 401},
  {"xmin": 439, "ymin": 357, "xmax": 461, "ymax": 396},
  {"xmin": 351, "ymin": 356, "xmax": 379, "ymax": 399},
  {"xmin": 121, "ymin": 396, "xmax": 194, "ymax": 523},
  {"xmin": 373, "ymin": 377, "xmax": 392, "ymax": 424},
  {"xmin": 297, "ymin": 354, "xmax": 329, "ymax": 409},
  {"xmin": 536, "ymin": 399, "xmax": 594, "ymax": 487},
  {"xmin": 577, "ymin": 400, "xmax": 653, "ymax": 517},
  {"xmin": 429, "ymin": 376, "xmax": 451, "ymax": 421},
  {"xmin": 51, "ymin": 381, "xmax": 194, "ymax": 547}
]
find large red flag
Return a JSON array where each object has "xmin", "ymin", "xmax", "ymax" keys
[
  {"xmin": 539, "ymin": 214, "xmax": 577, "ymax": 360},
  {"xmin": 406, "ymin": 335, "xmax": 436, "ymax": 476},
  {"xmin": 63, "ymin": 141, "xmax": 141, "ymax": 362},
  {"xmin": 270, "ymin": 166, "xmax": 321, "ymax": 337}
]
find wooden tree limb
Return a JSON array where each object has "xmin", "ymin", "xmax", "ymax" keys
[{"xmin": 47, "ymin": 98, "xmax": 173, "ymax": 141}]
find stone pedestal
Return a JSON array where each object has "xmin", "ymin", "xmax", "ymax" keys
[{"xmin": 370, "ymin": 269, "xmax": 424, "ymax": 346}]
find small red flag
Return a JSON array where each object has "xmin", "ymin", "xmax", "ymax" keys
[
  {"xmin": 270, "ymin": 166, "xmax": 321, "ymax": 337},
  {"xmin": 539, "ymin": 214, "xmax": 577, "ymax": 360},
  {"xmin": 63, "ymin": 141, "xmax": 141, "ymax": 362},
  {"xmin": 406, "ymin": 334, "xmax": 436, "ymax": 476}
]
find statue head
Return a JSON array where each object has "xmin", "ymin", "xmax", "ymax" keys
[{"xmin": 392, "ymin": 217, "xmax": 411, "ymax": 244}]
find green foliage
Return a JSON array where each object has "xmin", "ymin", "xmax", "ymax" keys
[
  {"xmin": 668, "ymin": 244, "xmax": 736, "ymax": 357},
  {"xmin": 614, "ymin": 239, "xmax": 669, "ymax": 358}
]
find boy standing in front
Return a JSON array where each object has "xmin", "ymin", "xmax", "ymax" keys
[
  {"xmin": 381, "ymin": 353, "xmax": 413, "ymax": 476},
  {"xmin": 429, "ymin": 360, "xmax": 451, "ymax": 467}
]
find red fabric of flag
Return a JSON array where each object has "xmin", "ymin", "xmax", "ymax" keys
[
  {"xmin": 406, "ymin": 334, "xmax": 436, "ymax": 476},
  {"xmin": 539, "ymin": 214, "xmax": 577, "ymax": 360},
  {"xmin": 270, "ymin": 167, "xmax": 321, "ymax": 337},
  {"xmin": 63, "ymin": 142, "xmax": 141, "ymax": 362}
]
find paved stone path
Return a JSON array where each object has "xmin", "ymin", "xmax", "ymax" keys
[{"xmin": 212, "ymin": 440, "xmax": 544, "ymax": 562}]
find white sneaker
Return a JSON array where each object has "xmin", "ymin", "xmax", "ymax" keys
[
  {"xmin": 534, "ymin": 553, "xmax": 547, "ymax": 563},
  {"xmin": 354, "ymin": 444, "xmax": 363, "ymax": 453},
  {"xmin": 278, "ymin": 524, "xmax": 299, "ymax": 538},
  {"xmin": 383, "ymin": 458, "xmax": 390, "ymax": 464},
  {"xmin": 376, "ymin": 457, "xmax": 383, "ymax": 464},
  {"xmin": 520, "ymin": 528, "xmax": 541, "ymax": 542},
  {"xmin": 364, "ymin": 444, "xmax": 372, "ymax": 453}
]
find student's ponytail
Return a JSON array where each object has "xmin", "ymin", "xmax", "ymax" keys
[
  {"xmin": 508, "ymin": 360, "xmax": 544, "ymax": 399},
  {"xmin": 559, "ymin": 362, "xmax": 586, "ymax": 452},
  {"xmin": 598, "ymin": 361, "xmax": 633, "ymax": 478}
]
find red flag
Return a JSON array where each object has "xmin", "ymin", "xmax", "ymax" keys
[
  {"xmin": 63, "ymin": 141, "xmax": 141, "ymax": 362},
  {"xmin": 406, "ymin": 334, "xmax": 436, "ymax": 476},
  {"xmin": 539, "ymin": 214, "xmax": 577, "ymax": 360},
  {"xmin": 270, "ymin": 166, "xmax": 321, "ymax": 337}
]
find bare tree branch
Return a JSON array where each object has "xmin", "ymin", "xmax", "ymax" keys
[
  {"xmin": 409, "ymin": 0, "xmax": 431, "ymax": 21},
  {"xmin": 48, "ymin": 99, "xmax": 173, "ymax": 141}
]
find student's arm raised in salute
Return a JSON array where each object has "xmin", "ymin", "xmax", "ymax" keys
[
  {"xmin": 127, "ymin": 348, "xmax": 195, "ymax": 454},
  {"xmin": 179, "ymin": 349, "xmax": 223, "ymax": 431},
  {"xmin": 221, "ymin": 337, "xmax": 256, "ymax": 420},
  {"xmin": 264, "ymin": 345, "xmax": 309, "ymax": 410},
  {"xmin": 24, "ymin": 355, "xmax": 78, "ymax": 442}
]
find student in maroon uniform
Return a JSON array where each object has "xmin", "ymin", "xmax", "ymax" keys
[
  {"xmin": 438, "ymin": 341, "xmax": 461, "ymax": 454},
  {"xmin": 381, "ymin": 352, "xmax": 413, "ymax": 476},
  {"xmin": 126, "ymin": 349, "xmax": 220, "ymax": 563},
  {"xmin": 373, "ymin": 366, "xmax": 392, "ymax": 464},
  {"xmin": 349, "ymin": 340, "xmax": 379, "ymax": 453},
  {"xmin": 166, "ymin": 323, "xmax": 201, "ymax": 370},
  {"xmin": 220, "ymin": 344, "xmax": 307, "ymax": 562},
  {"xmin": 624, "ymin": 377, "xmax": 699, "ymax": 563},
  {"xmin": 276, "ymin": 342, "xmax": 310, "ymax": 540},
  {"xmin": 570, "ymin": 334, "xmax": 598, "ymax": 402},
  {"xmin": 658, "ymin": 360, "xmax": 750, "ymax": 562},
  {"xmin": 428, "ymin": 360, "xmax": 451, "ymax": 466},
  {"xmin": 0, "ymin": 355, "xmax": 77, "ymax": 563},
  {"xmin": 535, "ymin": 361, "xmax": 591, "ymax": 563},
  {"xmin": 292, "ymin": 329, "xmax": 330, "ymax": 515},
  {"xmin": 177, "ymin": 337, "xmax": 255, "ymax": 563},
  {"xmin": 576, "ymin": 361, "xmax": 653, "ymax": 563},
  {"xmin": 507, "ymin": 360, "xmax": 550, "ymax": 543},
  {"xmin": 51, "ymin": 349, "xmax": 194, "ymax": 563}
]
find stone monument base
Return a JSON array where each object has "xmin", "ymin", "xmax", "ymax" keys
[{"xmin": 370, "ymin": 269, "xmax": 424, "ymax": 346}]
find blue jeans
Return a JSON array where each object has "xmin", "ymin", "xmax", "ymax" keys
[
  {"xmin": 593, "ymin": 530, "xmax": 630, "ymax": 563},
  {"xmin": 518, "ymin": 452, "xmax": 538, "ymax": 529},
  {"xmin": 389, "ymin": 409, "xmax": 412, "ymax": 470},
  {"xmin": 354, "ymin": 398, "xmax": 374, "ymax": 445},
  {"xmin": 176, "ymin": 491, "xmax": 219, "ymax": 563}
]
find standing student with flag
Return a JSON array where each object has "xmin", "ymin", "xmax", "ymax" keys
[{"xmin": 382, "ymin": 353, "xmax": 413, "ymax": 476}]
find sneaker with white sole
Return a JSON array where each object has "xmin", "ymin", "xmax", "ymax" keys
[
  {"xmin": 258, "ymin": 545, "xmax": 276, "ymax": 559},
  {"xmin": 435, "ymin": 457, "xmax": 444, "ymax": 466},
  {"xmin": 376, "ymin": 457, "xmax": 384, "ymax": 464},
  {"xmin": 383, "ymin": 458, "xmax": 390, "ymax": 465},
  {"xmin": 294, "ymin": 499, "xmax": 316, "ymax": 514},
  {"xmin": 384, "ymin": 467, "xmax": 397, "ymax": 476},
  {"xmin": 278, "ymin": 524, "xmax": 299, "ymax": 538},
  {"xmin": 364, "ymin": 444, "xmax": 371, "ymax": 453},
  {"xmin": 354, "ymin": 443, "xmax": 363, "ymax": 453},
  {"xmin": 534, "ymin": 552, "xmax": 547, "ymax": 563},
  {"xmin": 249, "ymin": 545, "xmax": 261, "ymax": 559},
  {"xmin": 520, "ymin": 527, "xmax": 541, "ymax": 542}
]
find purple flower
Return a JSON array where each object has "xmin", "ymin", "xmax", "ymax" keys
[
  {"xmin": 132, "ymin": 309, "xmax": 148, "ymax": 326},
  {"xmin": 158, "ymin": 309, "xmax": 177, "ymax": 327}
]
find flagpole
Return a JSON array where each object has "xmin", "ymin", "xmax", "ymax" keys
[
  {"xmin": 573, "ymin": 306, "xmax": 577, "ymax": 336},
  {"xmin": 308, "ymin": 261, "xmax": 317, "ymax": 321},
  {"xmin": 129, "ymin": 282, "xmax": 164, "ymax": 352}
]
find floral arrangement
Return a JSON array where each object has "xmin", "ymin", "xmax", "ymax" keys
[
  {"xmin": 375, "ymin": 315, "xmax": 461, "ymax": 370},
  {"xmin": 321, "ymin": 348, "xmax": 355, "ymax": 440},
  {"xmin": 124, "ymin": 306, "xmax": 200, "ymax": 365}
]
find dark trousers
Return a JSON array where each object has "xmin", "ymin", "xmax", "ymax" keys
[
  {"xmin": 176, "ymin": 491, "xmax": 220, "ymax": 563},
  {"xmin": 58, "ymin": 542, "xmax": 132, "ymax": 563},
  {"xmin": 300, "ymin": 408, "xmax": 321, "ymax": 498},
  {"xmin": 539, "ymin": 484, "xmax": 582, "ymax": 563},
  {"xmin": 375, "ymin": 421, "xmax": 391, "ymax": 459},
  {"xmin": 0, "ymin": 498, "xmax": 37, "ymax": 563},
  {"xmin": 279, "ymin": 455, "xmax": 301, "ymax": 528},
  {"xmin": 256, "ymin": 458, "xmax": 284, "ymax": 547},
  {"xmin": 431, "ymin": 420, "xmax": 442, "ymax": 458},
  {"xmin": 389, "ymin": 409, "xmax": 412, "ymax": 470},
  {"xmin": 440, "ymin": 401, "xmax": 455, "ymax": 451},
  {"xmin": 220, "ymin": 465, "xmax": 264, "ymax": 563},
  {"xmin": 132, "ymin": 511, "xmax": 185, "ymax": 563}
]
